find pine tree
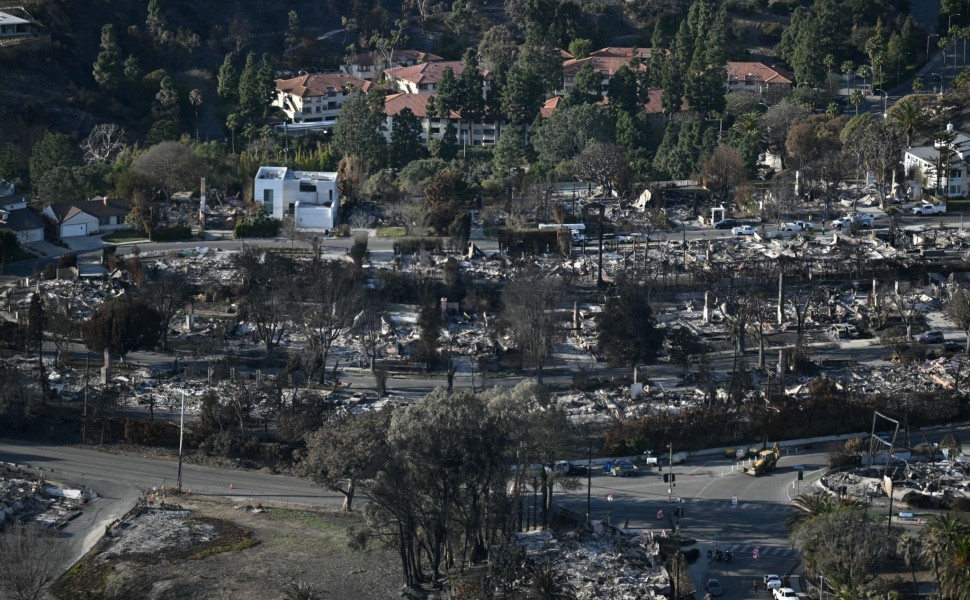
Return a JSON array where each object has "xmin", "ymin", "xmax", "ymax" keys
[
  {"xmin": 237, "ymin": 52, "xmax": 262, "ymax": 125},
  {"xmin": 284, "ymin": 10, "xmax": 300, "ymax": 68},
  {"xmin": 491, "ymin": 125, "xmax": 525, "ymax": 179},
  {"xmin": 93, "ymin": 24, "xmax": 120, "ymax": 93},
  {"xmin": 567, "ymin": 61, "xmax": 600, "ymax": 106},
  {"xmin": 146, "ymin": 0, "xmax": 166, "ymax": 42},
  {"xmin": 152, "ymin": 75, "xmax": 179, "ymax": 121},
  {"xmin": 123, "ymin": 55, "xmax": 141, "ymax": 81},
  {"xmin": 217, "ymin": 52, "xmax": 239, "ymax": 104},
  {"xmin": 661, "ymin": 21, "xmax": 690, "ymax": 115},
  {"xmin": 389, "ymin": 107, "xmax": 425, "ymax": 168}
]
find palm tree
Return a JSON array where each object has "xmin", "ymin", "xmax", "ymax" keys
[
  {"xmin": 887, "ymin": 98, "xmax": 927, "ymax": 147},
  {"xmin": 530, "ymin": 561, "xmax": 575, "ymax": 600},
  {"xmin": 913, "ymin": 76, "xmax": 925, "ymax": 93},
  {"xmin": 785, "ymin": 492, "xmax": 863, "ymax": 534},
  {"xmin": 849, "ymin": 90, "xmax": 864, "ymax": 115},
  {"xmin": 188, "ymin": 88, "xmax": 202, "ymax": 142},
  {"xmin": 941, "ymin": 535, "xmax": 970, "ymax": 600},
  {"xmin": 898, "ymin": 534, "xmax": 922, "ymax": 599},
  {"xmin": 920, "ymin": 513, "xmax": 970, "ymax": 590}
]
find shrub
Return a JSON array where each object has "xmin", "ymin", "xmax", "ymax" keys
[
  {"xmin": 149, "ymin": 225, "xmax": 193, "ymax": 241},
  {"xmin": 234, "ymin": 218, "xmax": 280, "ymax": 238},
  {"xmin": 393, "ymin": 237, "xmax": 444, "ymax": 255}
]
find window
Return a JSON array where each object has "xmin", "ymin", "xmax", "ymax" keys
[
  {"xmin": 262, "ymin": 189, "xmax": 274, "ymax": 215},
  {"xmin": 300, "ymin": 181, "xmax": 316, "ymax": 193},
  {"xmin": 328, "ymin": 101, "xmax": 337, "ymax": 110},
  {"xmin": 99, "ymin": 217, "xmax": 111, "ymax": 226}
]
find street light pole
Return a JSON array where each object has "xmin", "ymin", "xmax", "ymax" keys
[
  {"xmin": 951, "ymin": 16, "xmax": 962, "ymax": 71},
  {"xmin": 927, "ymin": 34, "xmax": 940, "ymax": 62},
  {"xmin": 874, "ymin": 89, "xmax": 887, "ymax": 117}
]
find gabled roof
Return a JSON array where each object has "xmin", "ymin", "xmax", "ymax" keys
[
  {"xmin": 345, "ymin": 49, "xmax": 444, "ymax": 67},
  {"xmin": 0, "ymin": 10, "xmax": 29, "ymax": 26},
  {"xmin": 275, "ymin": 72, "xmax": 373, "ymax": 98},
  {"xmin": 0, "ymin": 207, "xmax": 44, "ymax": 231},
  {"xmin": 46, "ymin": 198, "xmax": 131, "ymax": 222},
  {"xmin": 539, "ymin": 96, "xmax": 563, "ymax": 119},
  {"xmin": 82, "ymin": 197, "xmax": 131, "ymax": 218},
  {"xmin": 589, "ymin": 47, "xmax": 653, "ymax": 59},
  {"xmin": 562, "ymin": 55, "xmax": 647, "ymax": 77},
  {"xmin": 384, "ymin": 93, "xmax": 461, "ymax": 119},
  {"xmin": 726, "ymin": 62, "xmax": 792, "ymax": 85},
  {"xmin": 383, "ymin": 61, "xmax": 490, "ymax": 85}
]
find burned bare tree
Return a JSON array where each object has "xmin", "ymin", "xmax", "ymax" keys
[
  {"xmin": 947, "ymin": 285, "xmax": 970, "ymax": 354},
  {"xmin": 501, "ymin": 273, "xmax": 562, "ymax": 385},
  {"xmin": 300, "ymin": 261, "xmax": 362, "ymax": 384},
  {"xmin": 0, "ymin": 524, "xmax": 68, "ymax": 600},
  {"xmin": 136, "ymin": 267, "xmax": 191, "ymax": 352},
  {"xmin": 234, "ymin": 250, "xmax": 296, "ymax": 356}
]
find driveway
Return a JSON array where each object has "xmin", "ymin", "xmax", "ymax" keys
[
  {"xmin": 64, "ymin": 235, "xmax": 107, "ymax": 253},
  {"xmin": 26, "ymin": 240, "xmax": 71, "ymax": 258}
]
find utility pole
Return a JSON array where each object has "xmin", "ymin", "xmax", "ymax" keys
[
  {"xmin": 668, "ymin": 443, "xmax": 674, "ymax": 502},
  {"xmin": 82, "ymin": 351, "xmax": 89, "ymax": 444},
  {"xmin": 177, "ymin": 390, "xmax": 185, "ymax": 494},
  {"xmin": 585, "ymin": 443, "xmax": 592, "ymax": 528}
]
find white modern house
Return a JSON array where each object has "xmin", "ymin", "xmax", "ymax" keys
[
  {"xmin": 903, "ymin": 124, "xmax": 969, "ymax": 199},
  {"xmin": 253, "ymin": 166, "xmax": 339, "ymax": 230}
]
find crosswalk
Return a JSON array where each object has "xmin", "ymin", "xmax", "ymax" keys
[
  {"xmin": 704, "ymin": 500, "xmax": 793, "ymax": 513},
  {"xmin": 721, "ymin": 544, "xmax": 800, "ymax": 560}
]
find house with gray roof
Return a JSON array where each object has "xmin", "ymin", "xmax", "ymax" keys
[{"xmin": 42, "ymin": 198, "xmax": 131, "ymax": 238}]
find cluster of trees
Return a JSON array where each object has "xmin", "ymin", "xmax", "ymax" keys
[
  {"xmin": 787, "ymin": 486, "xmax": 970, "ymax": 599},
  {"xmin": 298, "ymin": 381, "xmax": 575, "ymax": 589},
  {"xmin": 781, "ymin": 0, "xmax": 922, "ymax": 89}
]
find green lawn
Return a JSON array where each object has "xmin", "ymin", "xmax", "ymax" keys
[
  {"xmin": 376, "ymin": 227, "xmax": 407, "ymax": 238},
  {"xmin": 102, "ymin": 230, "xmax": 149, "ymax": 243}
]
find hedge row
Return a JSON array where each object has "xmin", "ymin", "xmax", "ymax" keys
[
  {"xmin": 393, "ymin": 237, "xmax": 444, "ymax": 255},
  {"xmin": 149, "ymin": 226, "xmax": 193, "ymax": 241},
  {"xmin": 496, "ymin": 229, "xmax": 560, "ymax": 255},
  {"xmin": 234, "ymin": 219, "xmax": 281, "ymax": 238}
]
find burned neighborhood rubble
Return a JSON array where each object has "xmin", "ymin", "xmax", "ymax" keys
[
  {"xmin": 0, "ymin": 467, "xmax": 92, "ymax": 528},
  {"xmin": 513, "ymin": 526, "xmax": 672, "ymax": 599}
]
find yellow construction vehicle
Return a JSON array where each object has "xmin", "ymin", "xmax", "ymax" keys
[{"xmin": 744, "ymin": 444, "xmax": 781, "ymax": 476}]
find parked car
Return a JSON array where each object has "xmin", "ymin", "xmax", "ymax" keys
[
  {"xmin": 705, "ymin": 579, "xmax": 723, "ymax": 597},
  {"xmin": 917, "ymin": 330, "xmax": 945, "ymax": 344},
  {"xmin": 732, "ymin": 225, "xmax": 756, "ymax": 236},
  {"xmin": 944, "ymin": 340, "xmax": 964, "ymax": 352},
  {"xmin": 829, "ymin": 323, "xmax": 859, "ymax": 338},
  {"xmin": 713, "ymin": 219, "xmax": 738, "ymax": 229},
  {"xmin": 773, "ymin": 588, "xmax": 798, "ymax": 600},
  {"xmin": 764, "ymin": 575, "xmax": 782, "ymax": 590},
  {"xmin": 912, "ymin": 203, "xmax": 947, "ymax": 215},
  {"xmin": 781, "ymin": 220, "xmax": 817, "ymax": 232}
]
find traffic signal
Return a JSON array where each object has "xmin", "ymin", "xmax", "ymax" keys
[
  {"xmin": 797, "ymin": 471, "xmax": 804, "ymax": 481},
  {"xmin": 663, "ymin": 473, "xmax": 669, "ymax": 483},
  {"xmin": 670, "ymin": 474, "xmax": 676, "ymax": 483}
]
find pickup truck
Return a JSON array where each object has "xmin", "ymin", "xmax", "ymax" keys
[
  {"xmin": 781, "ymin": 220, "xmax": 817, "ymax": 232},
  {"xmin": 912, "ymin": 203, "xmax": 947, "ymax": 215},
  {"xmin": 831, "ymin": 213, "xmax": 874, "ymax": 229}
]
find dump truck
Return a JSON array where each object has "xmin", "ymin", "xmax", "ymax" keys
[{"xmin": 744, "ymin": 444, "xmax": 781, "ymax": 476}]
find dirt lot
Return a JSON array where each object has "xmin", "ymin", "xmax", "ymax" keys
[{"xmin": 52, "ymin": 496, "xmax": 401, "ymax": 600}]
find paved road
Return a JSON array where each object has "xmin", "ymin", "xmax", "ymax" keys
[
  {"xmin": 554, "ymin": 425, "xmax": 970, "ymax": 598},
  {"xmin": 0, "ymin": 437, "xmax": 340, "ymax": 570}
]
